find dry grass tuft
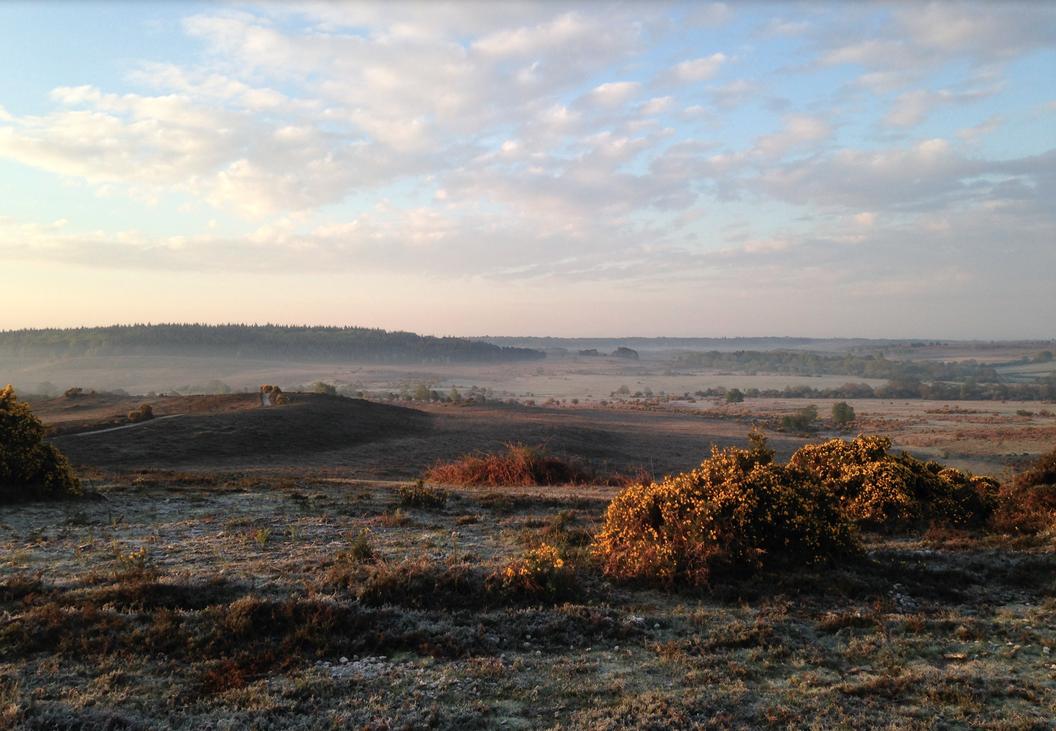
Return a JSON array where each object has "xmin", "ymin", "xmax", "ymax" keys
[{"xmin": 424, "ymin": 443, "xmax": 597, "ymax": 486}]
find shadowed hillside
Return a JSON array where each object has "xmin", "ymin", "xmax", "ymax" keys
[{"xmin": 51, "ymin": 394, "xmax": 432, "ymax": 469}]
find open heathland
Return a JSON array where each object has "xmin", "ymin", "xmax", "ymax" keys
[{"xmin": 1, "ymin": 471, "xmax": 1054, "ymax": 729}]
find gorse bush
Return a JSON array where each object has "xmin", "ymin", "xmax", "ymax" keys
[
  {"xmin": 593, "ymin": 437, "xmax": 857, "ymax": 586},
  {"xmin": 788, "ymin": 436, "xmax": 998, "ymax": 529},
  {"xmin": 487, "ymin": 544, "xmax": 576, "ymax": 601},
  {"xmin": 593, "ymin": 431, "xmax": 1011, "ymax": 587},
  {"xmin": 0, "ymin": 385, "xmax": 80, "ymax": 501},
  {"xmin": 991, "ymin": 447, "xmax": 1056, "ymax": 535}
]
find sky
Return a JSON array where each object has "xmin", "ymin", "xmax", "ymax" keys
[{"xmin": 1, "ymin": 1, "xmax": 1054, "ymax": 339}]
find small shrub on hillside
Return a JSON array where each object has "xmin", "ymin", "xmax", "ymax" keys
[
  {"xmin": 781, "ymin": 405, "xmax": 819, "ymax": 432},
  {"xmin": 425, "ymin": 444, "xmax": 595, "ymax": 486},
  {"xmin": 832, "ymin": 401, "xmax": 856, "ymax": 425},
  {"xmin": 487, "ymin": 544, "xmax": 575, "ymax": 601},
  {"xmin": 399, "ymin": 480, "xmax": 449, "ymax": 509},
  {"xmin": 593, "ymin": 440, "xmax": 857, "ymax": 587},
  {"xmin": 0, "ymin": 385, "xmax": 81, "ymax": 502},
  {"xmin": 788, "ymin": 436, "xmax": 997, "ymax": 529},
  {"xmin": 990, "ymin": 447, "xmax": 1056, "ymax": 534},
  {"xmin": 127, "ymin": 404, "xmax": 154, "ymax": 423}
]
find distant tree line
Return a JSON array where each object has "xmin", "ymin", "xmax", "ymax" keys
[
  {"xmin": 0, "ymin": 324, "xmax": 546, "ymax": 364},
  {"xmin": 690, "ymin": 377, "xmax": 1056, "ymax": 402},
  {"xmin": 671, "ymin": 350, "xmax": 1052, "ymax": 384}
]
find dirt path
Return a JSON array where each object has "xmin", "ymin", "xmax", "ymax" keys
[{"xmin": 68, "ymin": 413, "xmax": 183, "ymax": 437}]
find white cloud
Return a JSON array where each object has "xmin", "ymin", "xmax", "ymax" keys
[
  {"xmin": 753, "ymin": 115, "xmax": 831, "ymax": 159},
  {"xmin": 671, "ymin": 53, "xmax": 727, "ymax": 82},
  {"xmin": 0, "ymin": 0, "xmax": 1051, "ymax": 338},
  {"xmin": 956, "ymin": 115, "xmax": 1003, "ymax": 142},
  {"xmin": 884, "ymin": 87, "xmax": 995, "ymax": 127},
  {"xmin": 583, "ymin": 81, "xmax": 641, "ymax": 107}
]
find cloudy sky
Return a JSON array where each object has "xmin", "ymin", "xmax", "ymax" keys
[{"xmin": 1, "ymin": 1, "xmax": 1053, "ymax": 338}]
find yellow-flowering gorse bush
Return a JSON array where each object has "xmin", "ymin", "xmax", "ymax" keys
[
  {"xmin": 788, "ymin": 435, "xmax": 997, "ymax": 529},
  {"xmin": 489, "ymin": 543, "xmax": 573, "ymax": 599},
  {"xmin": 594, "ymin": 437, "xmax": 857, "ymax": 586}
]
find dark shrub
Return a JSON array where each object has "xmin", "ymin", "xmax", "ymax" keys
[
  {"xmin": 0, "ymin": 385, "xmax": 80, "ymax": 501},
  {"xmin": 991, "ymin": 447, "xmax": 1056, "ymax": 534}
]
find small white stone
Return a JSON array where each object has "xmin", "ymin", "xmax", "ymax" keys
[{"xmin": 340, "ymin": 657, "xmax": 349, "ymax": 664}]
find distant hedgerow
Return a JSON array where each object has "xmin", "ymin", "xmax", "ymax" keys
[{"xmin": 0, "ymin": 385, "xmax": 81, "ymax": 502}]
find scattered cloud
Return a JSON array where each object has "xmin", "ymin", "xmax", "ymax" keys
[
  {"xmin": 0, "ymin": 1, "xmax": 1052, "ymax": 335},
  {"xmin": 670, "ymin": 53, "xmax": 728, "ymax": 83}
]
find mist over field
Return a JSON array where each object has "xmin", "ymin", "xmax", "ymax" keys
[{"xmin": 2, "ymin": 2, "xmax": 1055, "ymax": 729}]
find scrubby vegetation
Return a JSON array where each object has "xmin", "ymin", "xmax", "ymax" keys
[
  {"xmin": 398, "ymin": 480, "xmax": 449, "ymax": 509},
  {"xmin": 0, "ymin": 385, "xmax": 80, "ymax": 502},
  {"xmin": 831, "ymin": 400, "xmax": 856, "ymax": 425},
  {"xmin": 789, "ymin": 435, "xmax": 998, "ymax": 530},
  {"xmin": 592, "ymin": 432, "xmax": 1036, "ymax": 587},
  {"xmin": 780, "ymin": 404, "xmax": 818, "ymax": 432},
  {"xmin": 1, "ymin": 466, "xmax": 1054, "ymax": 728},
  {"xmin": 425, "ymin": 444, "xmax": 597, "ymax": 486},
  {"xmin": 990, "ymin": 446, "xmax": 1056, "ymax": 534},
  {"xmin": 594, "ymin": 435, "xmax": 858, "ymax": 586}
]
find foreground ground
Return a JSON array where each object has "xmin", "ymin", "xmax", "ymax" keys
[{"xmin": 2, "ymin": 475, "xmax": 1054, "ymax": 729}]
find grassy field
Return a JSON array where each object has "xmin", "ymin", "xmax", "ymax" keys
[{"xmin": 2, "ymin": 475, "xmax": 1054, "ymax": 729}]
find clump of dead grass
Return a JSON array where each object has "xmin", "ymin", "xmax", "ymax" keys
[{"xmin": 424, "ymin": 443, "xmax": 596, "ymax": 486}]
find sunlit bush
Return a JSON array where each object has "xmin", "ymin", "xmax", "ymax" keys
[
  {"xmin": 593, "ymin": 439, "xmax": 857, "ymax": 586},
  {"xmin": 0, "ymin": 385, "xmax": 81, "ymax": 501},
  {"xmin": 991, "ymin": 447, "xmax": 1056, "ymax": 535},
  {"xmin": 488, "ymin": 543, "xmax": 575, "ymax": 600},
  {"xmin": 788, "ymin": 435, "xmax": 997, "ymax": 529}
]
